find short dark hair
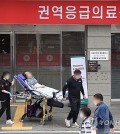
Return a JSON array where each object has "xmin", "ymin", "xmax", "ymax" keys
[
  {"xmin": 74, "ymin": 69, "xmax": 81, "ymax": 74},
  {"xmin": 1, "ymin": 71, "xmax": 10, "ymax": 79},
  {"xmin": 81, "ymin": 107, "xmax": 91, "ymax": 117},
  {"xmin": 94, "ymin": 93, "xmax": 103, "ymax": 101}
]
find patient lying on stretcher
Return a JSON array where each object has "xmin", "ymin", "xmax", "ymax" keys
[
  {"xmin": 24, "ymin": 72, "xmax": 45, "ymax": 89},
  {"xmin": 23, "ymin": 72, "xmax": 66, "ymax": 100}
]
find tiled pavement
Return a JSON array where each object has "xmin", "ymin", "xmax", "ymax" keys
[{"xmin": 0, "ymin": 101, "xmax": 120, "ymax": 133}]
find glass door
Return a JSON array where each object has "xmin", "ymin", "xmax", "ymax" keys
[
  {"xmin": 38, "ymin": 34, "xmax": 61, "ymax": 90},
  {"xmin": 62, "ymin": 32, "xmax": 85, "ymax": 86},
  {"xmin": 15, "ymin": 33, "xmax": 61, "ymax": 102},
  {"xmin": 0, "ymin": 33, "xmax": 12, "ymax": 77},
  {"xmin": 111, "ymin": 33, "xmax": 120, "ymax": 100},
  {"xmin": 15, "ymin": 34, "xmax": 37, "ymax": 101}
]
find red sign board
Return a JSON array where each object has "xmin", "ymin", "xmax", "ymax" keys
[
  {"xmin": 0, "ymin": 1, "xmax": 120, "ymax": 24},
  {"xmin": 16, "ymin": 54, "xmax": 37, "ymax": 66},
  {"xmin": 40, "ymin": 54, "xmax": 60, "ymax": 66},
  {"xmin": 16, "ymin": 54, "xmax": 60, "ymax": 66}
]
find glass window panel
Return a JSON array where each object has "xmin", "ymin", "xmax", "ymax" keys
[
  {"xmin": 0, "ymin": 34, "xmax": 11, "ymax": 76},
  {"xmin": 15, "ymin": 34, "xmax": 37, "ymax": 99},
  {"xmin": 62, "ymin": 32, "xmax": 85, "ymax": 86},
  {"xmin": 111, "ymin": 33, "xmax": 120, "ymax": 99},
  {"xmin": 39, "ymin": 34, "xmax": 61, "ymax": 90}
]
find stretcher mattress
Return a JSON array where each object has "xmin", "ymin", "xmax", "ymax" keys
[
  {"xmin": 32, "ymin": 86, "xmax": 63, "ymax": 101},
  {"xmin": 14, "ymin": 74, "xmax": 65, "ymax": 101}
]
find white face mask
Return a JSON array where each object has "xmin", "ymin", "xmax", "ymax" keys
[
  {"xmin": 5, "ymin": 75, "xmax": 10, "ymax": 80},
  {"xmin": 80, "ymin": 113, "xmax": 85, "ymax": 119},
  {"xmin": 75, "ymin": 75, "xmax": 81, "ymax": 80},
  {"xmin": 93, "ymin": 101, "xmax": 98, "ymax": 106}
]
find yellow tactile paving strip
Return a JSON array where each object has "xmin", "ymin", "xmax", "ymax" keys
[{"xmin": 1, "ymin": 105, "xmax": 32, "ymax": 130}]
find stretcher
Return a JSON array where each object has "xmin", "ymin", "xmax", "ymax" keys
[{"xmin": 14, "ymin": 74, "xmax": 64, "ymax": 125}]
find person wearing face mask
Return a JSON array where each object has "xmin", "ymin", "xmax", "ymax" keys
[
  {"xmin": 80, "ymin": 107, "xmax": 92, "ymax": 134},
  {"xmin": 92, "ymin": 93, "xmax": 114, "ymax": 134},
  {"xmin": 0, "ymin": 71, "xmax": 15, "ymax": 124},
  {"xmin": 62, "ymin": 69, "xmax": 86, "ymax": 128}
]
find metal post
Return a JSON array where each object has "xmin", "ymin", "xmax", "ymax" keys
[{"xmin": 60, "ymin": 32, "xmax": 63, "ymax": 90}]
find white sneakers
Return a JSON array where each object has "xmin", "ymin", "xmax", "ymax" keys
[
  {"xmin": 6, "ymin": 119, "xmax": 14, "ymax": 125},
  {"xmin": 65, "ymin": 119, "xmax": 71, "ymax": 127},
  {"xmin": 72, "ymin": 122, "xmax": 80, "ymax": 128},
  {"xmin": 65, "ymin": 119, "xmax": 80, "ymax": 128}
]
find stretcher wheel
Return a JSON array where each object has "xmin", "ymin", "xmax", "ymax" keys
[
  {"xmin": 48, "ymin": 115, "xmax": 53, "ymax": 121},
  {"xmin": 19, "ymin": 118, "xmax": 24, "ymax": 122},
  {"xmin": 20, "ymin": 113, "xmax": 27, "ymax": 122}
]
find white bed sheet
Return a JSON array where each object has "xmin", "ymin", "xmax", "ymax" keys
[
  {"xmin": 25, "ymin": 82, "xmax": 63, "ymax": 101},
  {"xmin": 34, "ymin": 86, "xmax": 63, "ymax": 101},
  {"xmin": 25, "ymin": 81, "xmax": 68, "ymax": 101}
]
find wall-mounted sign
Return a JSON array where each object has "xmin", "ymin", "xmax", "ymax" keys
[
  {"xmin": 88, "ymin": 60, "xmax": 98, "ymax": 72},
  {"xmin": 0, "ymin": 1, "xmax": 120, "ymax": 24},
  {"xmin": 90, "ymin": 51, "xmax": 109, "ymax": 61}
]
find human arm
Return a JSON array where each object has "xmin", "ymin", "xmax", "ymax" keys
[
  {"xmin": 33, "ymin": 83, "xmax": 45, "ymax": 88},
  {"xmin": 0, "ymin": 82, "xmax": 12, "ymax": 96},
  {"xmin": 81, "ymin": 80, "xmax": 86, "ymax": 99},
  {"xmin": 109, "ymin": 110, "xmax": 114, "ymax": 128},
  {"xmin": 11, "ymin": 78, "xmax": 15, "ymax": 86},
  {"xmin": 109, "ymin": 110, "xmax": 114, "ymax": 134},
  {"xmin": 62, "ymin": 80, "xmax": 70, "ymax": 100},
  {"xmin": 1, "ymin": 90, "xmax": 12, "ymax": 97}
]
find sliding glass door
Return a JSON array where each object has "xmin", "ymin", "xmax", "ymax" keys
[
  {"xmin": 38, "ymin": 34, "xmax": 61, "ymax": 90},
  {"xmin": 15, "ymin": 33, "xmax": 61, "ymax": 101},
  {"xmin": 15, "ymin": 34, "xmax": 37, "ymax": 101},
  {"xmin": 0, "ymin": 33, "xmax": 12, "ymax": 77}
]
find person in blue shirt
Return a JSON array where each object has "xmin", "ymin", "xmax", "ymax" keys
[{"xmin": 92, "ymin": 93, "xmax": 114, "ymax": 134}]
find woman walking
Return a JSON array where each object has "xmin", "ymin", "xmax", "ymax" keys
[{"xmin": 0, "ymin": 71, "xmax": 15, "ymax": 124}]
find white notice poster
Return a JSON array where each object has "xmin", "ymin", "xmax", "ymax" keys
[{"xmin": 71, "ymin": 56, "xmax": 88, "ymax": 98}]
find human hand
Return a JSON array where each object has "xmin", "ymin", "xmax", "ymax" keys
[
  {"xmin": 110, "ymin": 128, "xmax": 114, "ymax": 134},
  {"xmin": 8, "ymin": 92, "xmax": 12, "ymax": 97},
  {"xmin": 62, "ymin": 97, "xmax": 67, "ymax": 101},
  {"xmin": 91, "ymin": 127, "xmax": 97, "ymax": 134},
  {"xmin": 41, "ymin": 85, "xmax": 45, "ymax": 88},
  {"xmin": 91, "ymin": 127, "xmax": 97, "ymax": 131},
  {"xmin": 12, "ymin": 79, "xmax": 15, "ymax": 85},
  {"xmin": 83, "ymin": 95, "xmax": 86, "ymax": 99}
]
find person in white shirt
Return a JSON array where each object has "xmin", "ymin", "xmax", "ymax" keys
[{"xmin": 80, "ymin": 107, "xmax": 92, "ymax": 134}]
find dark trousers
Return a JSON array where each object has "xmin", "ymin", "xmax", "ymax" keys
[
  {"xmin": 0, "ymin": 99, "xmax": 11, "ymax": 120},
  {"xmin": 67, "ymin": 96, "xmax": 80, "ymax": 123}
]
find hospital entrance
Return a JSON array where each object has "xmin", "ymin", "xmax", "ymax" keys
[{"xmin": 0, "ymin": 25, "xmax": 85, "ymax": 102}]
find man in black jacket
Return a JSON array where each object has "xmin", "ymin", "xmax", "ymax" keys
[{"xmin": 62, "ymin": 69, "xmax": 86, "ymax": 128}]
